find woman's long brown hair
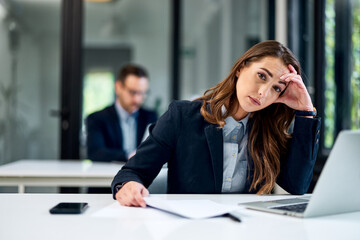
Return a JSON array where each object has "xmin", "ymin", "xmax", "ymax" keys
[{"xmin": 197, "ymin": 40, "xmax": 300, "ymax": 194}]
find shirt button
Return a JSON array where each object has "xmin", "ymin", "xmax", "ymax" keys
[
  {"xmin": 232, "ymin": 153, "xmax": 235, "ymax": 157},
  {"xmin": 227, "ymin": 177, "xmax": 231, "ymax": 181},
  {"xmin": 232, "ymin": 136, "xmax": 236, "ymax": 140}
]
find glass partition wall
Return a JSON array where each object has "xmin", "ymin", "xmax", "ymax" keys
[
  {"xmin": 180, "ymin": 0, "xmax": 270, "ymax": 100},
  {"xmin": 0, "ymin": 0, "xmax": 61, "ymax": 165},
  {"xmin": 82, "ymin": 0, "xmax": 171, "ymax": 115},
  {"xmin": 0, "ymin": 0, "xmax": 272, "ymax": 163},
  {"xmin": 81, "ymin": 0, "xmax": 171, "ymax": 158}
]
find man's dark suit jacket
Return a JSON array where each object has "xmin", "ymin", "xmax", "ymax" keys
[
  {"xmin": 86, "ymin": 104, "xmax": 157, "ymax": 162},
  {"xmin": 111, "ymin": 100, "xmax": 321, "ymax": 197}
]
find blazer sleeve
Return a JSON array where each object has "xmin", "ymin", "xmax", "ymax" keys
[
  {"xmin": 276, "ymin": 116, "xmax": 321, "ymax": 194},
  {"xmin": 86, "ymin": 115, "xmax": 127, "ymax": 162},
  {"xmin": 111, "ymin": 101, "xmax": 181, "ymax": 198}
]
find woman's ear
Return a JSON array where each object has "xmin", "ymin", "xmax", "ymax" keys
[{"xmin": 236, "ymin": 70, "xmax": 240, "ymax": 77}]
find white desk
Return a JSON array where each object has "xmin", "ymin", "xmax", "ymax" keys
[
  {"xmin": 0, "ymin": 194, "xmax": 359, "ymax": 240},
  {"xmin": 0, "ymin": 160, "xmax": 167, "ymax": 193}
]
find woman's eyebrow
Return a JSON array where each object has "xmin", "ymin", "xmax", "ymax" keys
[
  {"xmin": 260, "ymin": 68, "xmax": 273, "ymax": 78},
  {"xmin": 279, "ymin": 80, "xmax": 286, "ymax": 86}
]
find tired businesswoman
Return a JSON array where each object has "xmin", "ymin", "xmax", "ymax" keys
[{"xmin": 111, "ymin": 40, "xmax": 321, "ymax": 207}]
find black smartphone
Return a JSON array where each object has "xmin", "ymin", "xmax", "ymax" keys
[{"xmin": 49, "ymin": 202, "xmax": 88, "ymax": 214}]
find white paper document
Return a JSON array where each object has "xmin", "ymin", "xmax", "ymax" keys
[
  {"xmin": 144, "ymin": 196, "xmax": 240, "ymax": 219},
  {"xmin": 92, "ymin": 201, "xmax": 179, "ymax": 220}
]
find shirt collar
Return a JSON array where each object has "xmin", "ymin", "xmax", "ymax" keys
[
  {"xmin": 222, "ymin": 105, "xmax": 249, "ymax": 136},
  {"xmin": 115, "ymin": 100, "xmax": 138, "ymax": 121}
]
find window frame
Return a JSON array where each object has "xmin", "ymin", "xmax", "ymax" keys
[{"xmin": 289, "ymin": 0, "xmax": 355, "ymax": 190}]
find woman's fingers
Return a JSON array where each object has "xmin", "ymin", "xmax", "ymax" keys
[
  {"xmin": 276, "ymin": 65, "xmax": 314, "ymax": 110},
  {"xmin": 133, "ymin": 188, "xmax": 147, "ymax": 207},
  {"xmin": 284, "ymin": 76, "xmax": 306, "ymax": 89},
  {"xmin": 115, "ymin": 181, "xmax": 149, "ymax": 207},
  {"xmin": 288, "ymin": 64, "xmax": 297, "ymax": 74},
  {"xmin": 280, "ymin": 64, "xmax": 302, "ymax": 85},
  {"xmin": 141, "ymin": 187, "xmax": 150, "ymax": 197},
  {"xmin": 280, "ymin": 72, "xmax": 307, "ymax": 91}
]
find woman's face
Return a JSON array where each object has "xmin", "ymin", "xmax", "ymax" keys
[{"xmin": 236, "ymin": 56, "xmax": 290, "ymax": 114}]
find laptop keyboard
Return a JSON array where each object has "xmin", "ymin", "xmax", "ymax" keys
[{"xmin": 271, "ymin": 203, "xmax": 308, "ymax": 213}]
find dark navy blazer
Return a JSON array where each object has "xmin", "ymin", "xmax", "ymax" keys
[
  {"xmin": 111, "ymin": 100, "xmax": 321, "ymax": 197},
  {"xmin": 86, "ymin": 104, "xmax": 157, "ymax": 162}
]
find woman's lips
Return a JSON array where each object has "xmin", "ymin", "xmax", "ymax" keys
[{"xmin": 249, "ymin": 96, "xmax": 261, "ymax": 106}]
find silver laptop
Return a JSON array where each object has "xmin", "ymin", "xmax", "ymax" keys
[{"xmin": 240, "ymin": 130, "xmax": 360, "ymax": 218}]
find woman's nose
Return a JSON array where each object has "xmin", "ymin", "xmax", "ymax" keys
[{"xmin": 258, "ymin": 84, "xmax": 270, "ymax": 98}]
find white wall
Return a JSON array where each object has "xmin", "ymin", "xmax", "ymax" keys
[{"xmin": 131, "ymin": 33, "xmax": 170, "ymax": 114}]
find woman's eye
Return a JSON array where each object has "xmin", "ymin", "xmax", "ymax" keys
[
  {"xmin": 258, "ymin": 73, "xmax": 266, "ymax": 80},
  {"xmin": 273, "ymin": 86, "xmax": 282, "ymax": 93}
]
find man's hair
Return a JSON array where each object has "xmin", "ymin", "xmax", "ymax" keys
[{"xmin": 117, "ymin": 64, "xmax": 148, "ymax": 83}]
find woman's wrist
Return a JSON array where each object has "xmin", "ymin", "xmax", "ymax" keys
[
  {"xmin": 295, "ymin": 107, "xmax": 317, "ymax": 117},
  {"xmin": 300, "ymin": 103, "xmax": 314, "ymax": 112}
]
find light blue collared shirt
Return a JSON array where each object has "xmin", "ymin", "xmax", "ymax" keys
[
  {"xmin": 115, "ymin": 101, "xmax": 138, "ymax": 157},
  {"xmin": 222, "ymin": 108, "xmax": 250, "ymax": 193}
]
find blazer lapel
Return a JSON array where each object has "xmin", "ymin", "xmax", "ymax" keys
[
  {"xmin": 136, "ymin": 109, "xmax": 146, "ymax": 146},
  {"xmin": 244, "ymin": 120, "xmax": 256, "ymax": 193},
  {"xmin": 204, "ymin": 124, "xmax": 223, "ymax": 193},
  {"xmin": 108, "ymin": 105, "xmax": 123, "ymax": 148}
]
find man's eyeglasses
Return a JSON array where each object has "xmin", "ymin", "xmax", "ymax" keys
[{"xmin": 123, "ymin": 85, "xmax": 149, "ymax": 98}]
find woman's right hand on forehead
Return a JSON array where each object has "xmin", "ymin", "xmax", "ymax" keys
[
  {"xmin": 275, "ymin": 64, "xmax": 314, "ymax": 111},
  {"xmin": 115, "ymin": 181, "xmax": 149, "ymax": 207}
]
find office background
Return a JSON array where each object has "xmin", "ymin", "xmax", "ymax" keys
[{"xmin": 0, "ymin": 0, "xmax": 359, "ymax": 192}]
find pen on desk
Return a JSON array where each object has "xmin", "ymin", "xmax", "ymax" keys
[{"xmin": 224, "ymin": 212, "xmax": 242, "ymax": 222}]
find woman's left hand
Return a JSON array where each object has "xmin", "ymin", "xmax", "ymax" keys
[{"xmin": 275, "ymin": 65, "xmax": 314, "ymax": 111}]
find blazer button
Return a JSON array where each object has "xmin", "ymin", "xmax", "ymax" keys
[{"xmin": 316, "ymin": 139, "xmax": 319, "ymax": 144}]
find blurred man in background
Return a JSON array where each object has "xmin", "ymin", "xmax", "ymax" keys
[{"xmin": 86, "ymin": 64, "xmax": 158, "ymax": 163}]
